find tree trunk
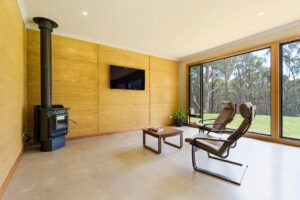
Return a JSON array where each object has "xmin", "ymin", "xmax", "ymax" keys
[
  {"xmin": 284, "ymin": 82, "xmax": 289, "ymax": 116},
  {"xmin": 292, "ymin": 73, "xmax": 297, "ymax": 116},
  {"xmin": 224, "ymin": 79, "xmax": 228, "ymax": 100},
  {"xmin": 193, "ymin": 95, "xmax": 200, "ymax": 112},
  {"xmin": 204, "ymin": 66, "xmax": 210, "ymax": 113},
  {"xmin": 237, "ymin": 67, "xmax": 244, "ymax": 105},
  {"xmin": 211, "ymin": 67, "xmax": 214, "ymax": 113}
]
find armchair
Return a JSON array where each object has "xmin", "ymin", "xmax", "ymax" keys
[{"xmin": 186, "ymin": 102, "xmax": 256, "ymax": 185}]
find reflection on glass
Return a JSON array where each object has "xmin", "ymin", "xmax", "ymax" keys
[
  {"xmin": 56, "ymin": 115, "xmax": 68, "ymax": 129},
  {"xmin": 189, "ymin": 65, "xmax": 201, "ymax": 117}
]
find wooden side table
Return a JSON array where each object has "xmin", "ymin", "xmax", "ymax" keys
[{"xmin": 143, "ymin": 127, "xmax": 183, "ymax": 154}]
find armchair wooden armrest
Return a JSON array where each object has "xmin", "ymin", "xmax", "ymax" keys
[
  {"xmin": 193, "ymin": 137, "xmax": 230, "ymax": 143},
  {"xmin": 203, "ymin": 122, "xmax": 225, "ymax": 128},
  {"xmin": 210, "ymin": 130, "xmax": 235, "ymax": 134},
  {"xmin": 200, "ymin": 118, "xmax": 217, "ymax": 122}
]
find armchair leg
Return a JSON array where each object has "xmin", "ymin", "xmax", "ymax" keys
[
  {"xmin": 198, "ymin": 128, "xmax": 202, "ymax": 134},
  {"xmin": 230, "ymin": 142, "xmax": 237, "ymax": 148},
  {"xmin": 198, "ymin": 129, "xmax": 207, "ymax": 134},
  {"xmin": 191, "ymin": 146, "xmax": 248, "ymax": 185},
  {"xmin": 192, "ymin": 146, "xmax": 200, "ymax": 169}
]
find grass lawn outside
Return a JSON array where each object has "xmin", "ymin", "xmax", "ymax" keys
[
  {"xmin": 190, "ymin": 113, "xmax": 300, "ymax": 139},
  {"xmin": 282, "ymin": 116, "xmax": 300, "ymax": 139}
]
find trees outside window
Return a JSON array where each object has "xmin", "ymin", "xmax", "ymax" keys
[
  {"xmin": 281, "ymin": 40, "xmax": 300, "ymax": 140},
  {"xmin": 189, "ymin": 48, "xmax": 271, "ymax": 135}
]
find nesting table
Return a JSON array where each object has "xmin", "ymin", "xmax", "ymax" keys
[{"xmin": 143, "ymin": 127, "xmax": 183, "ymax": 154}]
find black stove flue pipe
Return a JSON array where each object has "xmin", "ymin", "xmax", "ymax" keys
[{"xmin": 33, "ymin": 17, "xmax": 58, "ymax": 108}]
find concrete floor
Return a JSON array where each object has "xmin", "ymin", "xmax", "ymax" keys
[{"xmin": 3, "ymin": 126, "xmax": 300, "ymax": 200}]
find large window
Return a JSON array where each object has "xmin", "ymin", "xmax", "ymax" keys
[
  {"xmin": 189, "ymin": 48, "xmax": 271, "ymax": 135},
  {"xmin": 280, "ymin": 40, "xmax": 300, "ymax": 140}
]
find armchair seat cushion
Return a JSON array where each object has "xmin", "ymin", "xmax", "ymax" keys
[
  {"xmin": 195, "ymin": 122, "xmax": 213, "ymax": 131},
  {"xmin": 185, "ymin": 133, "xmax": 225, "ymax": 155}
]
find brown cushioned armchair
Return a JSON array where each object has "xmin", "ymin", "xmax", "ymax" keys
[
  {"xmin": 186, "ymin": 102, "xmax": 256, "ymax": 185},
  {"xmin": 196, "ymin": 101, "xmax": 236, "ymax": 134}
]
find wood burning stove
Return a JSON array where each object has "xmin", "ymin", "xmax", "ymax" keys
[
  {"xmin": 34, "ymin": 105, "xmax": 69, "ymax": 151},
  {"xmin": 33, "ymin": 17, "xmax": 70, "ymax": 151}
]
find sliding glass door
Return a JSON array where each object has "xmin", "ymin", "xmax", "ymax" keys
[
  {"xmin": 189, "ymin": 48, "xmax": 271, "ymax": 135},
  {"xmin": 280, "ymin": 40, "xmax": 300, "ymax": 140}
]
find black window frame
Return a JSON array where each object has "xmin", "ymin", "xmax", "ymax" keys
[{"xmin": 279, "ymin": 38, "xmax": 300, "ymax": 142}]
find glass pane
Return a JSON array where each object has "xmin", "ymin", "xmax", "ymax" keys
[
  {"xmin": 281, "ymin": 40, "xmax": 300, "ymax": 140},
  {"xmin": 189, "ymin": 65, "xmax": 201, "ymax": 119},
  {"xmin": 202, "ymin": 48, "xmax": 271, "ymax": 135},
  {"xmin": 56, "ymin": 115, "xmax": 68, "ymax": 129}
]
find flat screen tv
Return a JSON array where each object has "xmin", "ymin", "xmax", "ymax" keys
[{"xmin": 110, "ymin": 65, "xmax": 145, "ymax": 90}]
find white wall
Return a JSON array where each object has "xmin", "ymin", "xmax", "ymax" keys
[{"xmin": 179, "ymin": 20, "xmax": 300, "ymax": 107}]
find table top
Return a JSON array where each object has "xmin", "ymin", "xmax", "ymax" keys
[{"xmin": 143, "ymin": 127, "xmax": 183, "ymax": 136}]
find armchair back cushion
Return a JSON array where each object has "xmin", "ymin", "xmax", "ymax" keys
[
  {"xmin": 213, "ymin": 101, "xmax": 236, "ymax": 130},
  {"xmin": 217, "ymin": 102, "xmax": 256, "ymax": 156}
]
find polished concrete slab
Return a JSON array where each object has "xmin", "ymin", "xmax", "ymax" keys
[{"xmin": 3, "ymin": 126, "xmax": 300, "ymax": 200}]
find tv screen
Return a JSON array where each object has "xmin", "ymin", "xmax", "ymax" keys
[{"xmin": 110, "ymin": 65, "xmax": 145, "ymax": 90}]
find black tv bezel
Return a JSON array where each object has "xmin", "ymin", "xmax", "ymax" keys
[{"xmin": 109, "ymin": 65, "xmax": 145, "ymax": 90}]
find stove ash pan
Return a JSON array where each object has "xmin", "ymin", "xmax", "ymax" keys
[{"xmin": 34, "ymin": 105, "xmax": 70, "ymax": 151}]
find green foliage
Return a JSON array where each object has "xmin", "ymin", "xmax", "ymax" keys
[
  {"xmin": 190, "ymin": 48, "xmax": 272, "ymax": 116},
  {"xmin": 173, "ymin": 106, "xmax": 187, "ymax": 121},
  {"xmin": 282, "ymin": 41, "xmax": 300, "ymax": 117}
]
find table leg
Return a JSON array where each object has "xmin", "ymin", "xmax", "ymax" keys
[
  {"xmin": 163, "ymin": 133, "xmax": 183, "ymax": 149},
  {"xmin": 180, "ymin": 133, "xmax": 183, "ymax": 148},
  {"xmin": 143, "ymin": 132, "xmax": 161, "ymax": 154},
  {"xmin": 158, "ymin": 137, "xmax": 161, "ymax": 154}
]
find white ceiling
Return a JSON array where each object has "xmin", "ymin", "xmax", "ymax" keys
[{"xmin": 20, "ymin": 0, "xmax": 300, "ymax": 60}]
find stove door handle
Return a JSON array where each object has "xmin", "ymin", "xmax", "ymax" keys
[{"xmin": 69, "ymin": 119, "xmax": 78, "ymax": 125}]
